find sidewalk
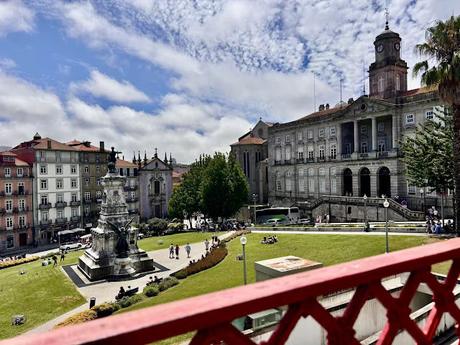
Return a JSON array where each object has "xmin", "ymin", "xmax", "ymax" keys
[{"xmin": 25, "ymin": 231, "xmax": 235, "ymax": 335}]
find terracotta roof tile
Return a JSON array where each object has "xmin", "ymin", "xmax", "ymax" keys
[
  {"xmin": 116, "ymin": 159, "xmax": 137, "ymax": 168},
  {"xmin": 31, "ymin": 137, "xmax": 78, "ymax": 151},
  {"xmin": 231, "ymin": 136, "xmax": 266, "ymax": 146},
  {"xmin": 402, "ymin": 85, "xmax": 437, "ymax": 97},
  {"xmin": 297, "ymin": 105, "xmax": 348, "ymax": 121}
]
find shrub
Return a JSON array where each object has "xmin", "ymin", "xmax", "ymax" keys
[
  {"xmin": 118, "ymin": 296, "xmax": 133, "ymax": 308},
  {"xmin": 159, "ymin": 277, "xmax": 179, "ymax": 291},
  {"xmin": 148, "ymin": 218, "xmax": 168, "ymax": 235},
  {"xmin": 173, "ymin": 269, "xmax": 188, "ymax": 279},
  {"xmin": 0, "ymin": 256, "xmax": 39, "ymax": 270},
  {"xmin": 91, "ymin": 303, "xmax": 117, "ymax": 318},
  {"xmin": 143, "ymin": 285, "xmax": 160, "ymax": 297},
  {"xmin": 128, "ymin": 294, "xmax": 144, "ymax": 305},
  {"xmin": 55, "ymin": 310, "xmax": 97, "ymax": 328}
]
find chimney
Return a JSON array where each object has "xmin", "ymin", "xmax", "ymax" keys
[
  {"xmin": 325, "ymin": 103, "xmax": 330, "ymax": 110},
  {"xmin": 348, "ymin": 97, "xmax": 354, "ymax": 104},
  {"xmin": 47, "ymin": 140, "xmax": 52, "ymax": 149},
  {"xmin": 99, "ymin": 141, "xmax": 105, "ymax": 152},
  {"xmin": 319, "ymin": 104, "xmax": 325, "ymax": 111}
]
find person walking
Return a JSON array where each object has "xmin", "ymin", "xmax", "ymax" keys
[
  {"xmin": 185, "ymin": 243, "xmax": 191, "ymax": 258},
  {"xmin": 204, "ymin": 239, "xmax": 209, "ymax": 252},
  {"xmin": 60, "ymin": 252, "xmax": 65, "ymax": 262},
  {"xmin": 175, "ymin": 244, "xmax": 179, "ymax": 260},
  {"xmin": 169, "ymin": 244, "xmax": 174, "ymax": 259},
  {"xmin": 52, "ymin": 255, "xmax": 58, "ymax": 267}
]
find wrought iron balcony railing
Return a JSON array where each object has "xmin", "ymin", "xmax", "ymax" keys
[{"xmin": 4, "ymin": 239, "xmax": 460, "ymax": 345}]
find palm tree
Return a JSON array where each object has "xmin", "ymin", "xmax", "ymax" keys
[{"xmin": 413, "ymin": 15, "xmax": 460, "ymax": 231}]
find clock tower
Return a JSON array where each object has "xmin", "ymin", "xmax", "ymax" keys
[{"xmin": 369, "ymin": 20, "xmax": 408, "ymax": 99}]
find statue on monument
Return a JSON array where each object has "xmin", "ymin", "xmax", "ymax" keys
[
  {"xmin": 107, "ymin": 218, "xmax": 134, "ymax": 258},
  {"xmin": 108, "ymin": 146, "xmax": 121, "ymax": 173}
]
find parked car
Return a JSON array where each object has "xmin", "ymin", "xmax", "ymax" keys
[
  {"xmin": 265, "ymin": 219, "xmax": 279, "ymax": 227},
  {"xmin": 59, "ymin": 242, "xmax": 83, "ymax": 251},
  {"xmin": 137, "ymin": 233, "xmax": 145, "ymax": 240},
  {"xmin": 298, "ymin": 218, "xmax": 315, "ymax": 225}
]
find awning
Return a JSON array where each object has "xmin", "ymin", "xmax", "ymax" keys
[{"xmin": 58, "ymin": 228, "xmax": 86, "ymax": 236}]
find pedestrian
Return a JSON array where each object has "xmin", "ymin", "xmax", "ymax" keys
[
  {"xmin": 204, "ymin": 239, "xmax": 209, "ymax": 252},
  {"xmin": 60, "ymin": 252, "xmax": 65, "ymax": 262},
  {"xmin": 185, "ymin": 243, "xmax": 191, "ymax": 258},
  {"xmin": 169, "ymin": 244, "xmax": 174, "ymax": 259},
  {"xmin": 52, "ymin": 255, "xmax": 58, "ymax": 267},
  {"xmin": 175, "ymin": 244, "xmax": 179, "ymax": 259}
]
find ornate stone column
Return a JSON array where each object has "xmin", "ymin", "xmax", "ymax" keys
[
  {"xmin": 337, "ymin": 123, "xmax": 342, "ymax": 157},
  {"xmin": 392, "ymin": 115, "xmax": 398, "ymax": 150},
  {"xmin": 372, "ymin": 117, "xmax": 377, "ymax": 152},
  {"xmin": 353, "ymin": 120, "xmax": 359, "ymax": 153}
]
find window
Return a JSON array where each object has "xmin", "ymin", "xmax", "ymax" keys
[
  {"xmin": 297, "ymin": 147, "xmax": 304, "ymax": 160},
  {"xmin": 243, "ymin": 152, "xmax": 250, "ymax": 177},
  {"xmin": 40, "ymin": 179, "xmax": 47, "ymax": 190},
  {"xmin": 377, "ymin": 122, "xmax": 385, "ymax": 132},
  {"xmin": 56, "ymin": 165, "xmax": 63, "ymax": 175},
  {"xmin": 319, "ymin": 145, "xmax": 325, "ymax": 159},
  {"xmin": 41, "ymin": 211, "xmax": 48, "ymax": 222},
  {"xmin": 405, "ymin": 114, "xmax": 415, "ymax": 125},
  {"xmin": 71, "ymin": 193, "xmax": 77, "ymax": 202},
  {"xmin": 331, "ymin": 178, "xmax": 337, "ymax": 194},
  {"xmin": 96, "ymin": 178, "xmax": 101, "ymax": 186},
  {"xmin": 285, "ymin": 146, "xmax": 291, "ymax": 161},
  {"xmin": 330, "ymin": 144, "xmax": 337, "ymax": 159},
  {"xmin": 285, "ymin": 135, "xmax": 291, "ymax": 143},
  {"xmin": 96, "ymin": 166, "xmax": 101, "ymax": 173},
  {"xmin": 285, "ymin": 178, "xmax": 292, "ymax": 192},
  {"xmin": 5, "ymin": 183, "xmax": 12, "ymax": 195},
  {"xmin": 19, "ymin": 216, "xmax": 25, "ymax": 227},
  {"xmin": 56, "ymin": 152, "xmax": 61, "ymax": 162},
  {"xmin": 5, "ymin": 200, "xmax": 12, "ymax": 212},
  {"xmin": 298, "ymin": 179, "xmax": 305, "ymax": 192},
  {"xmin": 6, "ymin": 235, "xmax": 14, "ymax": 248},
  {"xmin": 57, "ymin": 210, "xmax": 63, "ymax": 219},
  {"xmin": 319, "ymin": 168, "xmax": 325, "ymax": 176},
  {"xmin": 425, "ymin": 109, "xmax": 434, "ymax": 120},
  {"xmin": 40, "ymin": 165, "xmax": 47, "ymax": 175},
  {"xmin": 297, "ymin": 131, "xmax": 303, "ymax": 141},
  {"xmin": 154, "ymin": 180, "xmax": 160, "ymax": 195},
  {"xmin": 85, "ymin": 192, "xmax": 91, "ymax": 201},
  {"xmin": 308, "ymin": 178, "xmax": 315, "ymax": 193},
  {"xmin": 378, "ymin": 76, "xmax": 384, "ymax": 93},
  {"xmin": 275, "ymin": 137, "xmax": 281, "ymax": 144},
  {"xmin": 40, "ymin": 195, "xmax": 48, "ymax": 205},
  {"xmin": 329, "ymin": 127, "xmax": 336, "ymax": 136},
  {"xmin": 72, "ymin": 208, "xmax": 78, "ymax": 217},
  {"xmin": 56, "ymin": 179, "xmax": 63, "ymax": 189},
  {"xmin": 345, "ymin": 143, "xmax": 352, "ymax": 154},
  {"xmin": 395, "ymin": 74, "xmax": 400, "ymax": 91},
  {"xmin": 360, "ymin": 125, "xmax": 367, "ymax": 134},
  {"xmin": 18, "ymin": 182, "xmax": 24, "ymax": 195},
  {"xmin": 39, "ymin": 151, "xmax": 45, "ymax": 162},
  {"xmin": 71, "ymin": 179, "xmax": 77, "ymax": 188},
  {"xmin": 318, "ymin": 128, "xmax": 325, "ymax": 137},
  {"xmin": 96, "ymin": 154, "xmax": 100, "ymax": 163},
  {"xmin": 85, "ymin": 206, "xmax": 90, "ymax": 216},
  {"xmin": 85, "ymin": 178, "xmax": 90, "ymax": 187},
  {"xmin": 308, "ymin": 148, "xmax": 314, "ymax": 160},
  {"xmin": 17, "ymin": 168, "xmax": 23, "ymax": 177},
  {"xmin": 4, "ymin": 167, "xmax": 11, "ymax": 177},
  {"xmin": 6, "ymin": 217, "xmax": 13, "ymax": 229},
  {"xmin": 57, "ymin": 194, "xmax": 63, "ymax": 203},
  {"xmin": 361, "ymin": 142, "xmax": 368, "ymax": 153},
  {"xmin": 18, "ymin": 199, "xmax": 25, "ymax": 211},
  {"xmin": 408, "ymin": 184, "xmax": 416, "ymax": 195},
  {"xmin": 84, "ymin": 166, "xmax": 89, "ymax": 173},
  {"xmin": 308, "ymin": 130, "xmax": 314, "ymax": 139},
  {"xmin": 96, "ymin": 191, "xmax": 102, "ymax": 198},
  {"xmin": 275, "ymin": 147, "xmax": 281, "ymax": 162},
  {"xmin": 71, "ymin": 165, "xmax": 77, "ymax": 174},
  {"xmin": 276, "ymin": 180, "xmax": 282, "ymax": 191},
  {"xmin": 320, "ymin": 179, "xmax": 326, "ymax": 193},
  {"xmin": 378, "ymin": 140, "xmax": 386, "ymax": 152}
]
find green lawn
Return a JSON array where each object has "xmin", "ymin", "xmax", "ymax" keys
[
  {"xmin": 120, "ymin": 233, "xmax": 444, "ymax": 344},
  {"xmin": 0, "ymin": 256, "xmax": 85, "ymax": 339},
  {"xmin": 137, "ymin": 232, "xmax": 223, "ymax": 252}
]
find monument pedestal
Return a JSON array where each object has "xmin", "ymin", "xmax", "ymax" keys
[{"xmin": 77, "ymin": 167, "xmax": 154, "ymax": 281}]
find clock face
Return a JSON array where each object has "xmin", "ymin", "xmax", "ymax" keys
[
  {"xmin": 394, "ymin": 42, "xmax": 400, "ymax": 51},
  {"xmin": 377, "ymin": 44, "xmax": 384, "ymax": 53}
]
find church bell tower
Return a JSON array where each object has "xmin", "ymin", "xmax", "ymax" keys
[{"xmin": 369, "ymin": 13, "xmax": 408, "ymax": 99}]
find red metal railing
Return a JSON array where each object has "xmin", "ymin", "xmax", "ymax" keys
[{"xmin": 3, "ymin": 239, "xmax": 460, "ymax": 345}]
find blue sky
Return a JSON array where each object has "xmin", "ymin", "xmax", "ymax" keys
[{"xmin": 0, "ymin": 0, "xmax": 458, "ymax": 163}]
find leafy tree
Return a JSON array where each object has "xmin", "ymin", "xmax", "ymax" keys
[{"xmin": 413, "ymin": 15, "xmax": 460, "ymax": 228}]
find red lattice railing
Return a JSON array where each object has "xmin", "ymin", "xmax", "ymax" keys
[{"xmin": 3, "ymin": 238, "xmax": 460, "ymax": 345}]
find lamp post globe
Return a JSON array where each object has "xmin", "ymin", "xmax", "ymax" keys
[
  {"xmin": 240, "ymin": 236, "xmax": 247, "ymax": 245},
  {"xmin": 363, "ymin": 194, "xmax": 368, "ymax": 232},
  {"xmin": 240, "ymin": 236, "xmax": 248, "ymax": 285},
  {"xmin": 383, "ymin": 199, "xmax": 390, "ymax": 253}
]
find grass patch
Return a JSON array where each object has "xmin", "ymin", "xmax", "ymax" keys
[
  {"xmin": 0, "ymin": 257, "xmax": 86, "ymax": 339},
  {"xmin": 137, "ymin": 232, "xmax": 223, "ymax": 252}
]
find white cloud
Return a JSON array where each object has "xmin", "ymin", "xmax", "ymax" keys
[
  {"xmin": 0, "ymin": 58, "xmax": 16, "ymax": 70},
  {"xmin": 0, "ymin": 0, "xmax": 34, "ymax": 36},
  {"xmin": 71, "ymin": 70, "xmax": 151, "ymax": 103}
]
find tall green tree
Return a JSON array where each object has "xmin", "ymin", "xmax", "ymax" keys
[{"xmin": 413, "ymin": 15, "xmax": 460, "ymax": 228}]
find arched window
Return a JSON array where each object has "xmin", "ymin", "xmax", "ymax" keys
[
  {"xmin": 154, "ymin": 180, "xmax": 160, "ymax": 195},
  {"xmin": 378, "ymin": 76, "xmax": 384, "ymax": 93},
  {"xmin": 395, "ymin": 74, "xmax": 400, "ymax": 91}
]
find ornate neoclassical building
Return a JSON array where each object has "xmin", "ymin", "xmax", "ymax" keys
[{"xmin": 266, "ymin": 24, "xmax": 449, "ymax": 220}]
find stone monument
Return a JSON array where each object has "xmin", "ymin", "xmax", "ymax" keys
[{"xmin": 78, "ymin": 147, "xmax": 154, "ymax": 280}]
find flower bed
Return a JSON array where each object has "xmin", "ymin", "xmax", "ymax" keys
[{"xmin": 0, "ymin": 256, "xmax": 39, "ymax": 270}]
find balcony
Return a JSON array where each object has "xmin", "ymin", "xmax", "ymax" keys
[
  {"xmin": 38, "ymin": 203, "xmax": 52, "ymax": 210},
  {"xmin": 328, "ymin": 155, "xmax": 337, "ymax": 160},
  {"xmin": 274, "ymin": 160, "xmax": 282, "ymax": 166},
  {"xmin": 124, "ymin": 185, "xmax": 137, "ymax": 191},
  {"xmin": 283, "ymin": 159, "xmax": 293, "ymax": 165},
  {"xmin": 126, "ymin": 197, "xmax": 138, "ymax": 203},
  {"xmin": 83, "ymin": 199, "xmax": 92, "ymax": 204},
  {"xmin": 317, "ymin": 156, "xmax": 326, "ymax": 162},
  {"xmin": 341, "ymin": 153, "xmax": 352, "ymax": 159},
  {"xmin": 39, "ymin": 220, "xmax": 52, "ymax": 227},
  {"xmin": 55, "ymin": 218, "xmax": 67, "ymax": 224},
  {"xmin": 17, "ymin": 189, "xmax": 30, "ymax": 196},
  {"xmin": 55, "ymin": 201, "xmax": 68, "ymax": 208},
  {"xmin": 13, "ymin": 207, "xmax": 29, "ymax": 213},
  {"xmin": 306, "ymin": 157, "xmax": 315, "ymax": 163},
  {"xmin": 69, "ymin": 200, "xmax": 81, "ymax": 206},
  {"xmin": 6, "ymin": 239, "xmax": 460, "ymax": 345},
  {"xmin": 71, "ymin": 216, "xmax": 80, "ymax": 222}
]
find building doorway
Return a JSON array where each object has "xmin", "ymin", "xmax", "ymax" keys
[
  {"xmin": 359, "ymin": 168, "xmax": 371, "ymax": 197},
  {"xmin": 343, "ymin": 168, "xmax": 353, "ymax": 196},
  {"xmin": 378, "ymin": 167, "xmax": 391, "ymax": 197},
  {"xmin": 19, "ymin": 233, "xmax": 27, "ymax": 246}
]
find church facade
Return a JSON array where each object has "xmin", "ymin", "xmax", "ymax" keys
[{"xmin": 265, "ymin": 24, "xmax": 451, "ymax": 220}]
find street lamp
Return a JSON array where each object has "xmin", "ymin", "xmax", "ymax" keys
[
  {"xmin": 252, "ymin": 193, "xmax": 257, "ymax": 225},
  {"xmin": 363, "ymin": 194, "xmax": 369, "ymax": 232},
  {"xmin": 420, "ymin": 188, "xmax": 425, "ymax": 214},
  {"xmin": 383, "ymin": 199, "xmax": 390, "ymax": 253},
  {"xmin": 240, "ymin": 236, "xmax": 248, "ymax": 285}
]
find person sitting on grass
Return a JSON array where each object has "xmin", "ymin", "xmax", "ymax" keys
[{"xmin": 117, "ymin": 286, "xmax": 125, "ymax": 299}]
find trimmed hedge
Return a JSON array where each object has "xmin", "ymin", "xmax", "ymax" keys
[
  {"xmin": 91, "ymin": 303, "xmax": 119, "ymax": 318},
  {"xmin": 55, "ymin": 310, "xmax": 97, "ymax": 328},
  {"xmin": 158, "ymin": 277, "xmax": 179, "ymax": 291},
  {"xmin": 0, "ymin": 256, "xmax": 39, "ymax": 270},
  {"xmin": 143, "ymin": 285, "xmax": 159, "ymax": 297}
]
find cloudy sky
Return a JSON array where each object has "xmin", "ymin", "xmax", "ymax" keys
[{"xmin": 0, "ymin": 0, "xmax": 458, "ymax": 163}]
